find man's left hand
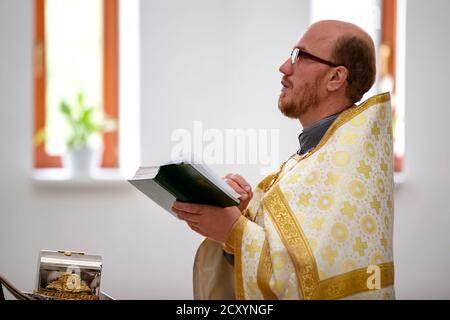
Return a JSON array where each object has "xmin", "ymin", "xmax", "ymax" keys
[{"xmin": 171, "ymin": 201, "xmax": 241, "ymax": 243}]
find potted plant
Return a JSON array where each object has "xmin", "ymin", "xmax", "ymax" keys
[
  {"xmin": 35, "ymin": 92, "xmax": 117, "ymax": 177},
  {"xmin": 61, "ymin": 93, "xmax": 117, "ymax": 177}
]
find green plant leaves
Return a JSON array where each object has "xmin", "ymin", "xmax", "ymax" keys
[
  {"xmin": 59, "ymin": 92, "xmax": 106, "ymax": 150},
  {"xmin": 77, "ymin": 92, "xmax": 84, "ymax": 108},
  {"xmin": 34, "ymin": 92, "xmax": 117, "ymax": 151},
  {"xmin": 60, "ymin": 100, "xmax": 72, "ymax": 118}
]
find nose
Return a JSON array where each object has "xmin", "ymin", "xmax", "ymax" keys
[{"xmin": 279, "ymin": 58, "xmax": 293, "ymax": 76}]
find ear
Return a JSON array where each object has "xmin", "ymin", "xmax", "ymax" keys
[{"xmin": 327, "ymin": 66, "xmax": 349, "ymax": 92}]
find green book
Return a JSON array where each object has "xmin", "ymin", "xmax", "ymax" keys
[{"xmin": 128, "ymin": 161, "xmax": 241, "ymax": 216}]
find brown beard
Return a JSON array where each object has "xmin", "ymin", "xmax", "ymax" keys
[{"xmin": 278, "ymin": 78, "xmax": 321, "ymax": 119}]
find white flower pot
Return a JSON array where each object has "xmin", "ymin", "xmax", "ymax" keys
[{"xmin": 63, "ymin": 147, "xmax": 100, "ymax": 178}]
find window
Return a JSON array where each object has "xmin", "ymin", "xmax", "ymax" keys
[{"xmin": 33, "ymin": 0, "xmax": 119, "ymax": 169}]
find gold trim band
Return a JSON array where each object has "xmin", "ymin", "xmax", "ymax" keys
[
  {"xmin": 316, "ymin": 262, "xmax": 395, "ymax": 300},
  {"xmin": 228, "ymin": 216, "xmax": 247, "ymax": 300},
  {"xmin": 257, "ymin": 240, "xmax": 278, "ymax": 300},
  {"xmin": 256, "ymin": 173, "xmax": 277, "ymax": 192},
  {"xmin": 263, "ymin": 185, "xmax": 320, "ymax": 299},
  {"xmin": 262, "ymin": 184, "xmax": 394, "ymax": 300},
  {"xmin": 294, "ymin": 92, "xmax": 391, "ymax": 162}
]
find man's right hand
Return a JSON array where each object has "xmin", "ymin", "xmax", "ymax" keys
[{"xmin": 223, "ymin": 173, "xmax": 253, "ymax": 212}]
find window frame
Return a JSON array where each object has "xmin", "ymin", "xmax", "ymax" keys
[
  {"xmin": 33, "ymin": 0, "xmax": 119, "ymax": 169},
  {"xmin": 381, "ymin": 0, "xmax": 403, "ymax": 173},
  {"xmin": 382, "ymin": 0, "xmax": 397, "ymax": 92}
]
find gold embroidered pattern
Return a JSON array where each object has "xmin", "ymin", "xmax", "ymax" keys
[
  {"xmin": 315, "ymin": 262, "xmax": 394, "ymax": 300},
  {"xmin": 262, "ymin": 186, "xmax": 394, "ymax": 300},
  {"xmin": 226, "ymin": 215, "xmax": 248, "ymax": 300},
  {"xmin": 256, "ymin": 173, "xmax": 277, "ymax": 192},
  {"xmin": 238, "ymin": 92, "xmax": 395, "ymax": 300},
  {"xmin": 263, "ymin": 185, "xmax": 320, "ymax": 300},
  {"xmin": 292, "ymin": 92, "xmax": 391, "ymax": 163},
  {"xmin": 257, "ymin": 240, "xmax": 278, "ymax": 300}
]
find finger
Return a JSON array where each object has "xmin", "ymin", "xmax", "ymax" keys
[
  {"xmin": 172, "ymin": 208, "xmax": 196, "ymax": 221},
  {"xmin": 224, "ymin": 173, "xmax": 242, "ymax": 183},
  {"xmin": 172, "ymin": 201, "xmax": 203, "ymax": 214},
  {"xmin": 187, "ymin": 221, "xmax": 199, "ymax": 228},
  {"xmin": 230, "ymin": 174, "xmax": 252, "ymax": 192},
  {"xmin": 186, "ymin": 219, "xmax": 200, "ymax": 227},
  {"xmin": 224, "ymin": 173, "xmax": 249, "ymax": 191},
  {"xmin": 224, "ymin": 173, "xmax": 235, "ymax": 179},
  {"xmin": 187, "ymin": 221, "xmax": 201, "ymax": 231},
  {"xmin": 172, "ymin": 207, "xmax": 183, "ymax": 219},
  {"xmin": 173, "ymin": 209, "xmax": 200, "ymax": 224},
  {"xmin": 178, "ymin": 215, "xmax": 198, "ymax": 224},
  {"xmin": 224, "ymin": 179, "xmax": 247, "ymax": 198},
  {"xmin": 224, "ymin": 173, "xmax": 251, "ymax": 192},
  {"xmin": 188, "ymin": 223, "xmax": 202, "ymax": 234}
]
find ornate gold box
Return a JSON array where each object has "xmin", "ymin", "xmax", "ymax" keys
[{"xmin": 34, "ymin": 250, "xmax": 102, "ymax": 300}]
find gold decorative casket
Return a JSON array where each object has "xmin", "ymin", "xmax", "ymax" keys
[{"xmin": 33, "ymin": 250, "xmax": 102, "ymax": 300}]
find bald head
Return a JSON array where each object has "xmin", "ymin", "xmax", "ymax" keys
[
  {"xmin": 306, "ymin": 20, "xmax": 375, "ymax": 51},
  {"xmin": 302, "ymin": 20, "xmax": 376, "ymax": 103},
  {"xmin": 278, "ymin": 20, "xmax": 377, "ymax": 126}
]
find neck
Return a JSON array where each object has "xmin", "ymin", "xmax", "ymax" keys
[{"xmin": 299, "ymin": 97, "xmax": 353, "ymax": 128}]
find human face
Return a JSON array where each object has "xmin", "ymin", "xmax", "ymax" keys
[
  {"xmin": 278, "ymin": 71, "xmax": 322, "ymax": 119},
  {"xmin": 278, "ymin": 33, "xmax": 336, "ymax": 119}
]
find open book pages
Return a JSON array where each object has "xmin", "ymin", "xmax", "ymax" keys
[
  {"xmin": 189, "ymin": 162, "xmax": 241, "ymax": 200},
  {"xmin": 131, "ymin": 166, "xmax": 160, "ymax": 180}
]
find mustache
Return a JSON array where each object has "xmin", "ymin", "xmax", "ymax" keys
[{"xmin": 281, "ymin": 76, "xmax": 293, "ymax": 88}]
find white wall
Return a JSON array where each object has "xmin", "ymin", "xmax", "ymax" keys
[
  {"xmin": 393, "ymin": 0, "xmax": 450, "ymax": 299},
  {"xmin": 139, "ymin": 0, "xmax": 307, "ymax": 181},
  {"xmin": 1, "ymin": 0, "xmax": 450, "ymax": 300},
  {"xmin": 0, "ymin": 0, "xmax": 307, "ymax": 299}
]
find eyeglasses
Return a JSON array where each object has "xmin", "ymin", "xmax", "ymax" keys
[
  {"xmin": 290, "ymin": 47, "xmax": 351, "ymax": 82},
  {"xmin": 291, "ymin": 47, "xmax": 339, "ymax": 67}
]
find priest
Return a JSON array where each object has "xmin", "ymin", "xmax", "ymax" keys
[{"xmin": 172, "ymin": 20, "xmax": 395, "ymax": 300}]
